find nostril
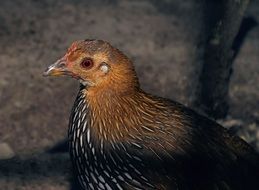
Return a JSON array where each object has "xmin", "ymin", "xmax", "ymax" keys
[
  {"xmin": 60, "ymin": 63, "xmax": 65, "ymax": 67},
  {"xmin": 58, "ymin": 61, "xmax": 66, "ymax": 68}
]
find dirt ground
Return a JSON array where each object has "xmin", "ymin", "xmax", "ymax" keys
[{"xmin": 0, "ymin": 0, "xmax": 258, "ymax": 189}]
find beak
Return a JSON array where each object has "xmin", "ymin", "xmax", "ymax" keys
[{"xmin": 43, "ymin": 57, "xmax": 69, "ymax": 77}]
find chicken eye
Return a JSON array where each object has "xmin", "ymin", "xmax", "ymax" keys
[{"xmin": 81, "ymin": 58, "xmax": 93, "ymax": 69}]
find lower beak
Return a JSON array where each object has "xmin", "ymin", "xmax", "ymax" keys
[{"xmin": 43, "ymin": 57, "xmax": 68, "ymax": 77}]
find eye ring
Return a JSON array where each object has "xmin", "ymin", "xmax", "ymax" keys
[{"xmin": 80, "ymin": 58, "xmax": 94, "ymax": 69}]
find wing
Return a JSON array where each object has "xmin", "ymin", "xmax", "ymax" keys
[{"xmin": 124, "ymin": 98, "xmax": 259, "ymax": 190}]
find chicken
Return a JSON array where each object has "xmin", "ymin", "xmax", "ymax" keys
[{"xmin": 44, "ymin": 39, "xmax": 259, "ymax": 190}]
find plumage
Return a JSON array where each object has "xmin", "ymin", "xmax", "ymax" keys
[{"xmin": 44, "ymin": 39, "xmax": 259, "ymax": 190}]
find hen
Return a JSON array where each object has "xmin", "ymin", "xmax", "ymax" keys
[{"xmin": 44, "ymin": 39, "xmax": 259, "ymax": 190}]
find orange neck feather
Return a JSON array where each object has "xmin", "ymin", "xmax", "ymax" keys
[{"xmin": 83, "ymin": 88, "xmax": 153, "ymax": 143}]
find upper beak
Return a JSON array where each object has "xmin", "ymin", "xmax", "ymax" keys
[{"xmin": 43, "ymin": 57, "xmax": 68, "ymax": 77}]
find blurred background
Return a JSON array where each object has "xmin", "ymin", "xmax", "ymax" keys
[{"xmin": 0, "ymin": 0, "xmax": 258, "ymax": 189}]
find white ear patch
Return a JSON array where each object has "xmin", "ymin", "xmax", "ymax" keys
[{"xmin": 100, "ymin": 63, "xmax": 109, "ymax": 74}]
